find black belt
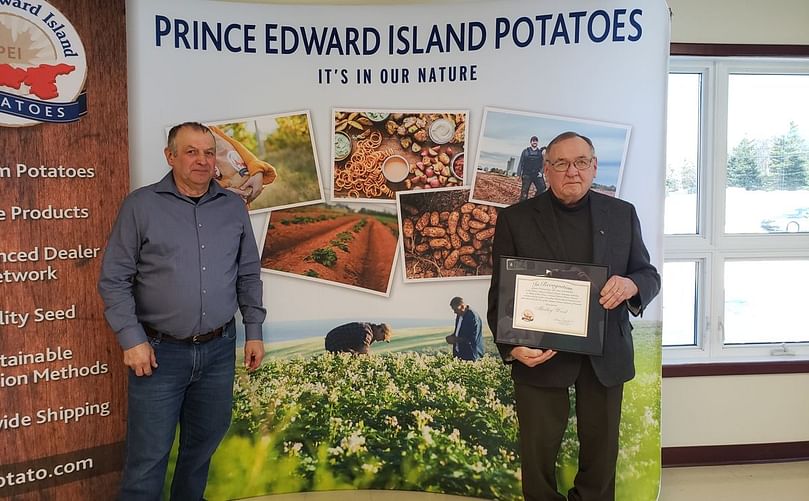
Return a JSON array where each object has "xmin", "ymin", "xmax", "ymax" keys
[{"xmin": 143, "ymin": 324, "xmax": 224, "ymax": 344}]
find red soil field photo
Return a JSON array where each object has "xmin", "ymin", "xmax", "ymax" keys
[{"xmin": 261, "ymin": 204, "xmax": 399, "ymax": 295}]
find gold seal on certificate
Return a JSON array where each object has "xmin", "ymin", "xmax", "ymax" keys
[{"xmin": 496, "ymin": 257, "xmax": 609, "ymax": 355}]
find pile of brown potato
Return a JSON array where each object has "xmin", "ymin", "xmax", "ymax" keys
[{"xmin": 401, "ymin": 202, "xmax": 498, "ymax": 278}]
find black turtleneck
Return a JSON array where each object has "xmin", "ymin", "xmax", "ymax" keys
[{"xmin": 549, "ymin": 190, "xmax": 593, "ymax": 263}]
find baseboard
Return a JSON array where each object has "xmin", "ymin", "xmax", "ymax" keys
[
  {"xmin": 662, "ymin": 441, "xmax": 809, "ymax": 467},
  {"xmin": 663, "ymin": 361, "xmax": 809, "ymax": 378}
]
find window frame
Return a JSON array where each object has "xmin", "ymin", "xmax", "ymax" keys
[
  {"xmin": 661, "ymin": 258, "xmax": 705, "ymax": 349},
  {"xmin": 663, "ymin": 54, "xmax": 809, "ymax": 366}
]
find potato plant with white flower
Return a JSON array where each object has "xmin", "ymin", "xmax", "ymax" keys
[{"xmin": 203, "ymin": 324, "xmax": 661, "ymax": 501}]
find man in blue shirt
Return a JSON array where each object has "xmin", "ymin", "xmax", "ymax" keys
[
  {"xmin": 99, "ymin": 122, "xmax": 266, "ymax": 500},
  {"xmin": 446, "ymin": 296, "xmax": 484, "ymax": 361}
]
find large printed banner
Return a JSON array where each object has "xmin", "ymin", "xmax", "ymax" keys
[
  {"xmin": 0, "ymin": 0, "xmax": 128, "ymax": 499},
  {"xmin": 127, "ymin": 0, "xmax": 668, "ymax": 499}
]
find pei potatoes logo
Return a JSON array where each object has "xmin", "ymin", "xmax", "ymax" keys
[{"xmin": 0, "ymin": 0, "xmax": 87, "ymax": 127}]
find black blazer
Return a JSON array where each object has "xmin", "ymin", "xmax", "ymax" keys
[{"xmin": 487, "ymin": 190, "xmax": 660, "ymax": 388}]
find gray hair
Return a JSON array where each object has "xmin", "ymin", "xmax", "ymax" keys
[
  {"xmin": 545, "ymin": 131, "xmax": 596, "ymax": 158},
  {"xmin": 166, "ymin": 122, "xmax": 213, "ymax": 154}
]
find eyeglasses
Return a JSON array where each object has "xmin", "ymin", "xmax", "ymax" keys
[{"xmin": 547, "ymin": 157, "xmax": 594, "ymax": 172}]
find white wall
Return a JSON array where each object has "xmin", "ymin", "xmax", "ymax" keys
[
  {"xmin": 663, "ymin": 0, "xmax": 809, "ymax": 450},
  {"xmin": 668, "ymin": 0, "xmax": 809, "ymax": 45},
  {"xmin": 663, "ymin": 374, "xmax": 809, "ymax": 447}
]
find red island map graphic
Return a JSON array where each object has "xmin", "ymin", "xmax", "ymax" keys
[{"xmin": 0, "ymin": 63, "xmax": 76, "ymax": 100}]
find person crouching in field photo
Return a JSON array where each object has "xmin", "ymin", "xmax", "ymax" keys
[{"xmin": 325, "ymin": 322, "xmax": 392, "ymax": 354}]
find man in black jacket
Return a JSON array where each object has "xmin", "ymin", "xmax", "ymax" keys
[
  {"xmin": 517, "ymin": 135, "xmax": 547, "ymax": 201},
  {"xmin": 488, "ymin": 132, "xmax": 660, "ymax": 501}
]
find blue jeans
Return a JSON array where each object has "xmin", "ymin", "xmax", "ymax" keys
[{"xmin": 119, "ymin": 320, "xmax": 236, "ymax": 501}]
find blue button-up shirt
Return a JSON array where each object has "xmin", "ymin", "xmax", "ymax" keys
[{"xmin": 98, "ymin": 173, "xmax": 266, "ymax": 349}]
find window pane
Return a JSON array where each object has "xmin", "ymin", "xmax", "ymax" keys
[
  {"xmin": 662, "ymin": 261, "xmax": 698, "ymax": 346},
  {"xmin": 724, "ymin": 260, "xmax": 809, "ymax": 344},
  {"xmin": 725, "ymin": 74, "xmax": 809, "ymax": 234},
  {"xmin": 665, "ymin": 73, "xmax": 701, "ymax": 235}
]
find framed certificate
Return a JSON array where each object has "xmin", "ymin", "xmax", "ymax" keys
[{"xmin": 496, "ymin": 256, "xmax": 609, "ymax": 355}]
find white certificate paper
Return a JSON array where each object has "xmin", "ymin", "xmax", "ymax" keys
[{"xmin": 512, "ymin": 274, "xmax": 590, "ymax": 337}]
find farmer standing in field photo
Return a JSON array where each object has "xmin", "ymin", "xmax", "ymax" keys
[
  {"xmin": 445, "ymin": 296, "xmax": 485, "ymax": 361},
  {"xmin": 517, "ymin": 135, "xmax": 547, "ymax": 201}
]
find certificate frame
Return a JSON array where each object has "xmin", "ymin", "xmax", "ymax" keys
[{"xmin": 496, "ymin": 256, "xmax": 609, "ymax": 355}]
